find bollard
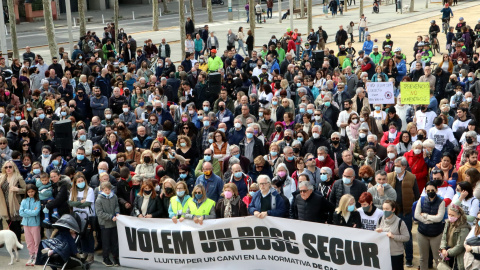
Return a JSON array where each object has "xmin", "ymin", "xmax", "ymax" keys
[
  {"xmin": 73, "ymin": 17, "xmax": 76, "ymax": 27},
  {"xmin": 102, "ymin": 14, "xmax": 105, "ymax": 24},
  {"xmin": 133, "ymin": 11, "xmax": 135, "ymax": 20},
  {"xmin": 160, "ymin": 8, "xmax": 162, "ymax": 17}
]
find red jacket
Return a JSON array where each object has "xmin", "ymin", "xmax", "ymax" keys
[
  {"xmin": 287, "ymin": 40, "xmax": 296, "ymax": 52},
  {"xmin": 404, "ymin": 150, "xmax": 428, "ymax": 191},
  {"xmin": 380, "ymin": 131, "xmax": 401, "ymax": 148},
  {"xmin": 316, "ymin": 155, "xmax": 335, "ymax": 172},
  {"xmin": 455, "ymin": 144, "xmax": 480, "ymax": 169}
]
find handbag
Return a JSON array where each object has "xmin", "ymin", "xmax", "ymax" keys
[{"xmin": 436, "ymin": 260, "xmax": 452, "ymax": 270}]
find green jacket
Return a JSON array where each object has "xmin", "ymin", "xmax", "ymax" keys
[
  {"xmin": 369, "ymin": 52, "xmax": 382, "ymax": 65},
  {"xmin": 102, "ymin": 43, "xmax": 116, "ymax": 60},
  {"xmin": 440, "ymin": 220, "xmax": 470, "ymax": 270},
  {"xmin": 195, "ymin": 158, "xmax": 222, "ymax": 178},
  {"xmin": 208, "ymin": 55, "xmax": 223, "ymax": 72},
  {"xmin": 276, "ymin": 48, "xmax": 286, "ymax": 63},
  {"xmin": 342, "ymin": 58, "xmax": 352, "ymax": 70}
]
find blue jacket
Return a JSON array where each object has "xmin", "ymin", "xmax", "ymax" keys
[
  {"xmin": 270, "ymin": 59, "xmax": 280, "ymax": 73},
  {"xmin": 136, "ymin": 54, "xmax": 148, "ymax": 70},
  {"xmin": 228, "ymin": 127, "xmax": 246, "ymax": 146},
  {"xmin": 46, "ymin": 159, "xmax": 68, "ymax": 174},
  {"xmin": 216, "ymin": 109, "xmax": 234, "ymax": 130},
  {"xmin": 133, "ymin": 135, "xmax": 153, "ymax": 149},
  {"xmin": 19, "ymin": 197, "xmax": 41, "ymax": 226},
  {"xmin": 424, "ymin": 147, "xmax": 442, "ymax": 168},
  {"xmin": 362, "ymin": 40, "xmax": 374, "ymax": 55},
  {"xmin": 396, "ymin": 59, "xmax": 407, "ymax": 83},
  {"xmin": 90, "ymin": 96, "xmax": 108, "ymax": 118},
  {"xmin": 94, "ymin": 76, "xmax": 111, "ymax": 98},
  {"xmin": 195, "ymin": 174, "xmax": 224, "ymax": 202},
  {"xmin": 440, "ymin": 7, "xmax": 453, "ymax": 19},
  {"xmin": 248, "ymin": 188, "xmax": 286, "ymax": 217},
  {"xmin": 154, "ymin": 108, "xmax": 174, "ymax": 126}
]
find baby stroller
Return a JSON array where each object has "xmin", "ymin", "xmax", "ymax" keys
[
  {"xmin": 373, "ymin": 0, "xmax": 379, "ymax": 13},
  {"xmin": 41, "ymin": 212, "xmax": 89, "ymax": 270}
]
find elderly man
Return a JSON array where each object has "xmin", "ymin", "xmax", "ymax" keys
[
  {"xmin": 215, "ymin": 101, "xmax": 234, "ymax": 130},
  {"xmin": 302, "ymin": 125, "xmax": 332, "ymax": 157},
  {"xmin": 303, "ymin": 153, "xmax": 322, "ymax": 188},
  {"xmin": 195, "ymin": 148, "xmax": 222, "ymax": 178},
  {"xmin": 195, "ymin": 162, "xmax": 224, "ymax": 202},
  {"xmin": 316, "ymin": 146, "xmax": 335, "ymax": 172},
  {"xmin": 89, "ymin": 161, "xmax": 118, "ymax": 188},
  {"xmin": 291, "ymin": 181, "xmax": 334, "ymax": 223},
  {"xmin": 133, "ymin": 126, "xmax": 153, "ymax": 150},
  {"xmin": 228, "ymin": 164, "xmax": 252, "ymax": 198},
  {"xmin": 223, "ymin": 145, "xmax": 250, "ymax": 173},
  {"xmin": 240, "ymin": 126, "xmax": 265, "ymax": 163},
  {"xmin": 47, "ymin": 69, "xmax": 61, "ymax": 90},
  {"xmin": 109, "ymin": 87, "xmax": 127, "ymax": 115},
  {"xmin": 88, "ymin": 116, "xmax": 105, "ymax": 143},
  {"xmin": 351, "ymin": 88, "xmax": 368, "ymax": 115},
  {"xmin": 367, "ymin": 134, "xmax": 388, "ymax": 160},
  {"xmin": 119, "ymin": 103, "xmax": 137, "ymax": 135},
  {"xmin": 32, "ymin": 108, "xmax": 52, "ymax": 140},
  {"xmin": 248, "ymin": 175, "xmax": 287, "ymax": 218},
  {"xmin": 367, "ymin": 170, "xmax": 397, "ymax": 209},
  {"xmin": 72, "ymin": 129, "xmax": 93, "ymax": 160},
  {"xmin": 318, "ymin": 167, "xmax": 335, "ymax": 200},
  {"xmin": 329, "ymin": 167, "xmax": 367, "ymax": 207}
]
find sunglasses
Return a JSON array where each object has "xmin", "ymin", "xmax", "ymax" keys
[
  {"xmin": 4, "ymin": 166, "xmax": 12, "ymax": 169},
  {"xmin": 0, "ymin": 142, "xmax": 6, "ymax": 145},
  {"xmin": 299, "ymin": 190, "xmax": 309, "ymax": 193}
]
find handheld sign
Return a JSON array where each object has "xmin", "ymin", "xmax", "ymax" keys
[
  {"xmin": 366, "ymin": 82, "xmax": 394, "ymax": 104},
  {"xmin": 400, "ymin": 82, "xmax": 430, "ymax": 104}
]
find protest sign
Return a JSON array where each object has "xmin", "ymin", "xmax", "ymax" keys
[
  {"xmin": 400, "ymin": 82, "xmax": 430, "ymax": 104},
  {"xmin": 117, "ymin": 215, "xmax": 392, "ymax": 270},
  {"xmin": 366, "ymin": 82, "xmax": 395, "ymax": 104}
]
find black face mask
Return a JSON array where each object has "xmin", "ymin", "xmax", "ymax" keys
[
  {"xmin": 362, "ymin": 177, "xmax": 372, "ymax": 183},
  {"xmin": 181, "ymin": 102, "xmax": 187, "ymax": 107},
  {"xmin": 276, "ymin": 127, "xmax": 282, "ymax": 132},
  {"xmin": 293, "ymin": 148, "xmax": 300, "ymax": 154},
  {"xmin": 417, "ymin": 134, "xmax": 424, "ymax": 140},
  {"xmin": 143, "ymin": 190, "xmax": 152, "ymax": 195},
  {"xmin": 93, "ymin": 150, "xmax": 101, "ymax": 156},
  {"xmin": 118, "ymin": 161, "xmax": 125, "ymax": 167},
  {"xmin": 46, "ymin": 109, "xmax": 53, "ymax": 114},
  {"xmin": 433, "ymin": 180, "xmax": 444, "ymax": 187},
  {"xmin": 219, "ymin": 106, "xmax": 225, "ymax": 111},
  {"xmin": 11, "ymin": 126, "xmax": 18, "ymax": 132},
  {"xmin": 466, "ymin": 137, "xmax": 474, "ymax": 144},
  {"xmin": 152, "ymin": 147, "xmax": 161, "ymax": 153},
  {"xmin": 118, "ymin": 126, "xmax": 125, "ymax": 130},
  {"xmin": 156, "ymin": 107, "xmax": 162, "ymax": 111},
  {"xmin": 165, "ymin": 187, "xmax": 173, "ymax": 194},
  {"xmin": 331, "ymin": 140, "xmax": 339, "ymax": 145},
  {"xmin": 20, "ymin": 132, "xmax": 28, "ymax": 137},
  {"xmin": 427, "ymin": 191, "xmax": 436, "ymax": 198},
  {"xmin": 284, "ymin": 136, "xmax": 291, "ymax": 141},
  {"xmin": 77, "ymin": 92, "xmax": 84, "ymax": 97},
  {"xmin": 41, "ymin": 134, "xmax": 47, "ymax": 141},
  {"xmin": 143, "ymin": 157, "xmax": 151, "ymax": 163}
]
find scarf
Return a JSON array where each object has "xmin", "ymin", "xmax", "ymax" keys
[
  {"xmin": 224, "ymin": 197, "xmax": 233, "ymax": 218},
  {"xmin": 349, "ymin": 122, "xmax": 360, "ymax": 139},
  {"xmin": 141, "ymin": 193, "xmax": 151, "ymax": 216},
  {"xmin": 0, "ymin": 175, "xmax": 21, "ymax": 219}
]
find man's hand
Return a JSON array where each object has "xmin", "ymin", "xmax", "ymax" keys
[
  {"xmin": 125, "ymin": 203, "xmax": 131, "ymax": 209},
  {"xmin": 377, "ymin": 184, "xmax": 385, "ymax": 196}
]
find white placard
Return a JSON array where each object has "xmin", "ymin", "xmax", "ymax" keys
[{"xmin": 366, "ymin": 82, "xmax": 395, "ymax": 104}]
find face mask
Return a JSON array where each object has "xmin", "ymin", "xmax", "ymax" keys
[
  {"xmin": 15, "ymin": 116, "xmax": 21, "ymax": 121},
  {"xmin": 39, "ymin": 114, "xmax": 46, "ymax": 119},
  {"xmin": 125, "ymin": 146, "xmax": 133, "ymax": 152},
  {"xmin": 389, "ymin": 128, "xmax": 396, "ymax": 133},
  {"xmin": 143, "ymin": 156, "xmax": 151, "ymax": 163},
  {"xmin": 224, "ymin": 191, "xmax": 233, "ymax": 199},
  {"xmin": 153, "ymin": 147, "xmax": 161, "ymax": 153},
  {"xmin": 139, "ymin": 102, "xmax": 145, "ymax": 107},
  {"xmin": 33, "ymin": 168, "xmax": 41, "ymax": 174},
  {"xmin": 467, "ymin": 97, "xmax": 473, "ymax": 102},
  {"xmin": 299, "ymin": 108, "xmax": 305, "ymax": 113},
  {"xmin": 118, "ymin": 161, "xmax": 125, "ymax": 167},
  {"xmin": 204, "ymin": 155, "xmax": 212, "ymax": 162},
  {"xmin": 296, "ymin": 83, "xmax": 301, "ymax": 87},
  {"xmin": 458, "ymin": 61, "xmax": 463, "ymax": 65},
  {"xmin": 249, "ymin": 191, "xmax": 256, "ymax": 197},
  {"xmin": 347, "ymin": 205, "xmax": 355, "ymax": 212},
  {"xmin": 466, "ymin": 137, "xmax": 474, "ymax": 144},
  {"xmin": 234, "ymin": 123, "xmax": 242, "ymax": 130},
  {"xmin": 287, "ymin": 156, "xmax": 294, "ymax": 161},
  {"xmin": 324, "ymin": 101, "xmax": 331, "ymax": 107},
  {"xmin": 413, "ymin": 149, "xmax": 421, "ymax": 155},
  {"xmin": 79, "ymin": 135, "xmax": 86, "ymax": 141},
  {"xmin": 312, "ymin": 133, "xmax": 320, "ymax": 139},
  {"xmin": 343, "ymin": 177, "xmax": 351, "ymax": 185},
  {"xmin": 285, "ymin": 136, "xmax": 291, "ymax": 141},
  {"xmin": 387, "ymin": 153, "xmax": 396, "ymax": 159},
  {"xmin": 198, "ymin": 115, "xmax": 204, "ymax": 120},
  {"xmin": 278, "ymin": 171, "xmax": 286, "ymax": 178},
  {"xmin": 182, "ymin": 117, "xmax": 188, "ymax": 122},
  {"xmin": 105, "ymin": 114, "xmax": 112, "ymax": 119},
  {"xmin": 219, "ymin": 106, "xmax": 225, "ymax": 111},
  {"xmin": 318, "ymin": 155, "xmax": 325, "ymax": 162},
  {"xmin": 362, "ymin": 206, "xmax": 371, "ymax": 213},
  {"xmin": 143, "ymin": 190, "xmax": 152, "ymax": 195},
  {"xmin": 384, "ymin": 210, "xmax": 393, "ymax": 218},
  {"xmin": 258, "ymin": 112, "xmax": 264, "ymax": 117},
  {"xmin": 358, "ymin": 133, "xmax": 367, "ymax": 139},
  {"xmin": 417, "ymin": 134, "xmax": 424, "ymax": 140},
  {"xmin": 77, "ymin": 154, "xmax": 85, "ymax": 161},
  {"xmin": 394, "ymin": 166, "xmax": 402, "ymax": 174},
  {"xmin": 375, "ymin": 106, "xmax": 381, "ymax": 111},
  {"xmin": 297, "ymin": 137, "xmax": 303, "ymax": 142},
  {"xmin": 165, "ymin": 187, "xmax": 173, "ymax": 194},
  {"xmin": 219, "ymin": 128, "xmax": 225, "ymax": 133},
  {"xmin": 0, "ymin": 113, "xmax": 4, "ymax": 118},
  {"xmin": 314, "ymin": 115, "xmax": 321, "ymax": 121},
  {"xmin": 456, "ymin": 91, "xmax": 462, "ymax": 96},
  {"xmin": 204, "ymin": 120, "xmax": 210, "ymax": 126},
  {"xmin": 272, "ymin": 101, "xmax": 278, "ymax": 106},
  {"xmin": 123, "ymin": 108, "xmax": 129, "ymax": 113},
  {"xmin": 271, "ymin": 151, "xmax": 278, "ymax": 156},
  {"xmin": 203, "ymin": 106, "xmax": 209, "ymax": 112},
  {"xmin": 352, "ymin": 119, "xmax": 358, "ymax": 124},
  {"xmin": 76, "ymin": 182, "xmax": 86, "ymax": 189},
  {"xmin": 177, "ymin": 190, "xmax": 185, "ymax": 197},
  {"xmin": 195, "ymin": 194, "xmax": 203, "ymax": 200},
  {"xmin": 234, "ymin": 172, "xmax": 243, "ymax": 178},
  {"xmin": 246, "ymin": 133, "xmax": 254, "ymax": 139},
  {"xmin": 53, "ymin": 160, "xmax": 59, "ymax": 166}
]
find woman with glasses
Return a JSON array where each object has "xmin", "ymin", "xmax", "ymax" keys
[
  {"xmin": 178, "ymin": 123, "xmax": 197, "ymax": 150},
  {"xmin": 333, "ymin": 194, "xmax": 362, "ymax": 228},
  {"xmin": 291, "ymin": 157, "xmax": 306, "ymax": 186},
  {"xmin": 185, "ymin": 184, "xmax": 216, "ymax": 224},
  {"xmin": 135, "ymin": 150, "xmax": 157, "ymax": 179},
  {"xmin": 216, "ymin": 183, "xmax": 248, "ymax": 218},
  {"xmin": 169, "ymin": 181, "xmax": 192, "ymax": 222},
  {"xmin": 439, "ymin": 204, "xmax": 470, "ymax": 270},
  {"xmin": 0, "ymin": 161, "xmax": 26, "ymax": 240},
  {"xmin": 159, "ymin": 178, "xmax": 177, "ymax": 218},
  {"xmin": 210, "ymin": 131, "xmax": 229, "ymax": 172},
  {"xmin": 145, "ymin": 114, "xmax": 161, "ymax": 138},
  {"xmin": 105, "ymin": 133, "xmax": 124, "ymax": 164},
  {"xmin": 176, "ymin": 135, "xmax": 197, "ymax": 169}
]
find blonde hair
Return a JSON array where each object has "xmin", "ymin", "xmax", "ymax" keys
[
  {"xmin": 176, "ymin": 135, "xmax": 192, "ymax": 148},
  {"xmin": 222, "ymin": 182, "xmax": 239, "ymax": 197},
  {"xmin": 70, "ymin": 172, "xmax": 89, "ymax": 201},
  {"xmin": 175, "ymin": 181, "xmax": 189, "ymax": 196},
  {"xmin": 192, "ymin": 184, "xmax": 207, "ymax": 202},
  {"xmin": 140, "ymin": 150, "xmax": 153, "ymax": 163},
  {"xmin": 335, "ymin": 194, "xmax": 355, "ymax": 217}
]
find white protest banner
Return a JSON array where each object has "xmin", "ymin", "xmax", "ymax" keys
[
  {"xmin": 366, "ymin": 82, "xmax": 395, "ymax": 104},
  {"xmin": 117, "ymin": 215, "xmax": 392, "ymax": 270}
]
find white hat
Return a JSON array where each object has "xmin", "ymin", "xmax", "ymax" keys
[
  {"xmin": 261, "ymin": 64, "xmax": 268, "ymax": 69},
  {"xmin": 394, "ymin": 47, "xmax": 401, "ymax": 52},
  {"xmin": 373, "ymin": 45, "xmax": 379, "ymax": 49}
]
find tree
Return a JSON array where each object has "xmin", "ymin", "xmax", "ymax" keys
[
  {"xmin": 307, "ymin": 0, "xmax": 312, "ymax": 33},
  {"xmin": 179, "ymin": 0, "xmax": 186, "ymax": 60},
  {"xmin": 114, "ymin": 0, "xmax": 119, "ymax": 50},
  {"xmin": 162, "ymin": 0, "xmax": 169, "ymax": 14},
  {"xmin": 410, "ymin": 0, "xmax": 414, "ymax": 12},
  {"xmin": 207, "ymin": 0, "xmax": 213, "ymax": 22},
  {"xmin": 249, "ymin": 0, "xmax": 255, "ymax": 37},
  {"xmin": 6, "ymin": 0, "xmax": 18, "ymax": 59},
  {"xmin": 425, "ymin": 0, "xmax": 428, "ymax": 8},
  {"xmin": 299, "ymin": 0, "xmax": 304, "ymax": 18},
  {"xmin": 189, "ymin": 0, "xmax": 195, "ymax": 25},
  {"xmin": 360, "ymin": 0, "xmax": 363, "ymax": 17},
  {"xmin": 43, "ymin": 0, "xmax": 58, "ymax": 60},
  {"xmin": 153, "ymin": 0, "xmax": 159, "ymax": 31},
  {"xmin": 78, "ymin": 0, "xmax": 87, "ymax": 37}
]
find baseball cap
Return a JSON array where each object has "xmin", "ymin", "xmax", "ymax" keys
[
  {"xmin": 394, "ymin": 47, "xmax": 401, "ymax": 52},
  {"xmin": 211, "ymin": 49, "xmax": 217, "ymax": 53},
  {"xmin": 358, "ymin": 50, "xmax": 365, "ymax": 54},
  {"xmin": 261, "ymin": 64, "xmax": 268, "ymax": 69},
  {"xmin": 459, "ymin": 17, "xmax": 464, "ymax": 21},
  {"xmin": 373, "ymin": 45, "xmax": 378, "ymax": 49},
  {"xmin": 385, "ymin": 45, "xmax": 391, "ymax": 48}
]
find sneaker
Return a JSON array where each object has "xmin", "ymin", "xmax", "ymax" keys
[
  {"xmin": 51, "ymin": 212, "xmax": 60, "ymax": 219},
  {"xmin": 86, "ymin": 253, "xmax": 94, "ymax": 264},
  {"xmin": 41, "ymin": 248, "xmax": 50, "ymax": 254},
  {"xmin": 103, "ymin": 258, "xmax": 114, "ymax": 267},
  {"xmin": 113, "ymin": 258, "xmax": 120, "ymax": 266},
  {"xmin": 25, "ymin": 258, "xmax": 33, "ymax": 266},
  {"xmin": 42, "ymin": 218, "xmax": 51, "ymax": 225},
  {"xmin": 405, "ymin": 260, "xmax": 413, "ymax": 267}
]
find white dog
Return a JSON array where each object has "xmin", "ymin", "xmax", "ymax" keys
[{"xmin": 0, "ymin": 230, "xmax": 23, "ymax": 265}]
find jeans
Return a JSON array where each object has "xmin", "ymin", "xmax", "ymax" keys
[
  {"xmin": 295, "ymin": 44, "xmax": 301, "ymax": 60},
  {"xmin": 256, "ymin": 13, "xmax": 262, "ymax": 23},
  {"xmin": 238, "ymin": 40, "xmax": 248, "ymax": 56},
  {"xmin": 397, "ymin": 213, "xmax": 413, "ymax": 262},
  {"xmin": 247, "ymin": 11, "xmax": 249, "ymax": 22},
  {"xmin": 267, "ymin": 8, "xmax": 272, "ymax": 18},
  {"xmin": 195, "ymin": 50, "xmax": 202, "ymax": 60},
  {"xmin": 359, "ymin": 27, "xmax": 365, "ymax": 42}
]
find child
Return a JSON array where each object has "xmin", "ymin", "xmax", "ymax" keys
[
  {"xmin": 242, "ymin": 183, "xmax": 259, "ymax": 208},
  {"xmin": 95, "ymin": 182, "xmax": 120, "ymax": 267},
  {"xmin": 25, "ymin": 161, "xmax": 43, "ymax": 185},
  {"xmin": 43, "ymin": 92, "xmax": 56, "ymax": 110},
  {"xmin": 346, "ymin": 41, "xmax": 357, "ymax": 57},
  {"xmin": 36, "ymin": 172, "xmax": 58, "ymax": 224},
  {"xmin": 19, "ymin": 184, "xmax": 41, "ymax": 266},
  {"xmin": 365, "ymin": 27, "xmax": 370, "ymax": 38},
  {"xmin": 39, "ymin": 227, "xmax": 78, "ymax": 264},
  {"xmin": 94, "ymin": 172, "xmax": 116, "ymax": 199}
]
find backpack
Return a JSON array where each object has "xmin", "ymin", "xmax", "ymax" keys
[{"xmin": 378, "ymin": 216, "xmax": 402, "ymax": 232}]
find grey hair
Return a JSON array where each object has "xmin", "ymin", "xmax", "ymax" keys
[
  {"xmin": 375, "ymin": 170, "xmax": 387, "ymax": 177},
  {"xmin": 99, "ymin": 161, "xmax": 109, "ymax": 169},
  {"xmin": 207, "ymin": 111, "xmax": 216, "ymax": 119},
  {"xmin": 284, "ymin": 129, "xmax": 294, "ymax": 135},
  {"xmin": 422, "ymin": 139, "xmax": 435, "ymax": 149},
  {"xmin": 466, "ymin": 131, "xmax": 478, "ymax": 142},
  {"xmin": 312, "ymin": 125, "xmax": 322, "ymax": 132},
  {"xmin": 283, "ymin": 146, "xmax": 293, "ymax": 154},
  {"xmin": 331, "ymin": 132, "xmax": 341, "ymax": 138},
  {"xmin": 228, "ymin": 157, "xmax": 240, "ymax": 166},
  {"xmin": 292, "ymin": 140, "xmax": 302, "ymax": 147},
  {"xmin": 250, "ymin": 93, "xmax": 258, "ymax": 99},
  {"xmin": 299, "ymin": 103, "xmax": 307, "ymax": 108},
  {"xmin": 367, "ymin": 134, "xmax": 377, "ymax": 141},
  {"xmin": 395, "ymin": 156, "xmax": 408, "ymax": 167},
  {"xmin": 229, "ymin": 145, "xmax": 240, "ymax": 152},
  {"xmin": 387, "ymin": 145, "xmax": 397, "ymax": 152},
  {"xmin": 320, "ymin": 167, "xmax": 332, "ymax": 176},
  {"xmin": 298, "ymin": 87, "xmax": 307, "ymax": 94},
  {"xmin": 412, "ymin": 140, "xmax": 423, "ymax": 148},
  {"xmin": 317, "ymin": 146, "xmax": 328, "ymax": 153},
  {"xmin": 299, "ymin": 181, "xmax": 314, "ymax": 190},
  {"xmin": 257, "ymin": 174, "xmax": 271, "ymax": 184},
  {"xmin": 356, "ymin": 87, "xmax": 365, "ymax": 95}
]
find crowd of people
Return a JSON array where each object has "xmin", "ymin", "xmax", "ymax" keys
[{"xmin": 1, "ymin": 3, "xmax": 480, "ymax": 269}]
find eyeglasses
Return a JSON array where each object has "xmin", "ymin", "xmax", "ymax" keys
[
  {"xmin": 4, "ymin": 166, "xmax": 12, "ymax": 169},
  {"xmin": 183, "ymin": 127, "xmax": 189, "ymax": 129},
  {"xmin": 258, "ymin": 182, "xmax": 269, "ymax": 186},
  {"xmin": 299, "ymin": 190, "xmax": 309, "ymax": 193}
]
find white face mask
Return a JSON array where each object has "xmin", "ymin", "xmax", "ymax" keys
[
  {"xmin": 360, "ymin": 117, "xmax": 365, "ymax": 122},
  {"xmin": 467, "ymin": 97, "xmax": 473, "ymax": 102},
  {"xmin": 413, "ymin": 149, "xmax": 422, "ymax": 155},
  {"xmin": 458, "ymin": 61, "xmax": 463, "ymax": 65},
  {"xmin": 126, "ymin": 146, "xmax": 133, "ymax": 152},
  {"xmin": 312, "ymin": 133, "xmax": 320, "ymax": 139},
  {"xmin": 394, "ymin": 166, "xmax": 402, "ymax": 174},
  {"xmin": 359, "ymin": 133, "xmax": 366, "ymax": 138},
  {"xmin": 352, "ymin": 119, "xmax": 358, "ymax": 124},
  {"xmin": 387, "ymin": 153, "xmax": 396, "ymax": 159},
  {"xmin": 314, "ymin": 116, "xmax": 321, "ymax": 121}
]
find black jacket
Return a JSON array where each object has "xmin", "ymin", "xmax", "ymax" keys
[
  {"xmin": 45, "ymin": 177, "xmax": 71, "ymax": 216},
  {"xmin": 67, "ymin": 158, "xmax": 94, "ymax": 180},
  {"xmin": 333, "ymin": 210, "xmax": 362, "ymax": 228},
  {"xmin": 132, "ymin": 195, "xmax": 164, "ymax": 218},
  {"xmin": 335, "ymin": 29, "xmax": 348, "ymax": 46},
  {"xmin": 329, "ymin": 179, "xmax": 367, "ymax": 207},
  {"xmin": 302, "ymin": 136, "xmax": 333, "ymax": 158},
  {"xmin": 435, "ymin": 70, "xmax": 450, "ymax": 100},
  {"xmin": 239, "ymin": 136, "xmax": 266, "ymax": 161},
  {"xmin": 116, "ymin": 179, "xmax": 132, "ymax": 215},
  {"xmin": 291, "ymin": 191, "xmax": 334, "ymax": 223}
]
